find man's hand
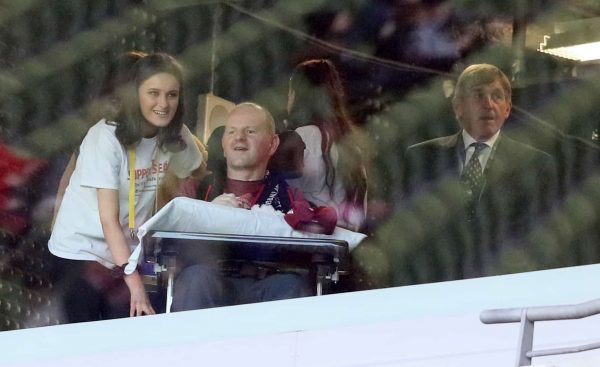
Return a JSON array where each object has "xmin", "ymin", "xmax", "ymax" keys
[
  {"xmin": 237, "ymin": 193, "xmax": 253, "ymax": 209},
  {"xmin": 212, "ymin": 193, "xmax": 242, "ymax": 208},
  {"xmin": 212, "ymin": 193, "xmax": 253, "ymax": 209}
]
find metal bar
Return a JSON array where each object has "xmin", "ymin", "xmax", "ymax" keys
[
  {"xmin": 511, "ymin": 0, "xmax": 528, "ymax": 86},
  {"xmin": 209, "ymin": 3, "xmax": 221, "ymax": 94},
  {"xmin": 516, "ymin": 309, "xmax": 534, "ymax": 367},
  {"xmin": 166, "ymin": 272, "xmax": 174, "ymax": 314},
  {"xmin": 481, "ymin": 298, "xmax": 600, "ymax": 324},
  {"xmin": 481, "ymin": 298, "xmax": 600, "ymax": 365},
  {"xmin": 528, "ymin": 341, "xmax": 600, "ymax": 358},
  {"xmin": 151, "ymin": 230, "xmax": 348, "ymax": 249}
]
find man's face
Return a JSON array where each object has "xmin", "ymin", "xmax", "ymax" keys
[
  {"xmin": 453, "ymin": 79, "xmax": 511, "ymax": 141},
  {"xmin": 222, "ymin": 106, "xmax": 279, "ymax": 175}
]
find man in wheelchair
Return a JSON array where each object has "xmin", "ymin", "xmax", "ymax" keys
[{"xmin": 171, "ymin": 102, "xmax": 328, "ymax": 311}]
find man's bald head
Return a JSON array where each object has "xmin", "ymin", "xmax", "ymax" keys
[{"xmin": 222, "ymin": 102, "xmax": 279, "ymax": 180}]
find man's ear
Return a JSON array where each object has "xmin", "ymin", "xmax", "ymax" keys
[
  {"xmin": 503, "ymin": 101, "xmax": 512, "ymax": 119},
  {"xmin": 268, "ymin": 134, "xmax": 280, "ymax": 157}
]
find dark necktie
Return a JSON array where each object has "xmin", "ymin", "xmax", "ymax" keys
[{"xmin": 461, "ymin": 142, "xmax": 486, "ymax": 196}]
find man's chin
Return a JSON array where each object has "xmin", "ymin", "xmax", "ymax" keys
[{"xmin": 227, "ymin": 160, "xmax": 253, "ymax": 170}]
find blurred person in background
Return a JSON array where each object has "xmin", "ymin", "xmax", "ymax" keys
[
  {"xmin": 0, "ymin": 144, "xmax": 46, "ymax": 238},
  {"xmin": 285, "ymin": 59, "xmax": 368, "ymax": 233}
]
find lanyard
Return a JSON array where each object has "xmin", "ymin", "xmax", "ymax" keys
[{"xmin": 128, "ymin": 147, "xmax": 136, "ymax": 239}]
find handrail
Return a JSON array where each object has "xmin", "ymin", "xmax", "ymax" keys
[
  {"xmin": 480, "ymin": 298, "xmax": 600, "ymax": 324},
  {"xmin": 480, "ymin": 298, "xmax": 600, "ymax": 366},
  {"xmin": 528, "ymin": 341, "xmax": 600, "ymax": 358}
]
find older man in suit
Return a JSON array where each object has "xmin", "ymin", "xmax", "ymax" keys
[{"xmin": 400, "ymin": 64, "xmax": 557, "ymax": 283}]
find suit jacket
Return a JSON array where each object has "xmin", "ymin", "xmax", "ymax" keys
[{"xmin": 394, "ymin": 131, "xmax": 558, "ymax": 283}]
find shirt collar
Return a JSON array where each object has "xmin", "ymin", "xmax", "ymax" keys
[{"xmin": 461, "ymin": 129, "xmax": 501, "ymax": 150}]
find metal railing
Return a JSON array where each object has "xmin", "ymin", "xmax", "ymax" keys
[{"xmin": 480, "ymin": 298, "xmax": 600, "ymax": 366}]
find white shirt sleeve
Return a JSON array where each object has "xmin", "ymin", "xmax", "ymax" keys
[
  {"xmin": 296, "ymin": 125, "xmax": 326, "ymax": 189},
  {"xmin": 168, "ymin": 124, "xmax": 203, "ymax": 178},
  {"xmin": 79, "ymin": 121, "xmax": 123, "ymax": 190}
]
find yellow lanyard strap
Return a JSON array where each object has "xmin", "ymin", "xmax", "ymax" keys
[{"xmin": 128, "ymin": 147, "xmax": 136, "ymax": 238}]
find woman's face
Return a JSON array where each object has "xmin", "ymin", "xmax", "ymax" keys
[{"xmin": 138, "ymin": 72, "xmax": 180, "ymax": 137}]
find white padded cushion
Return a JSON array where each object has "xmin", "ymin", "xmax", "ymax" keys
[{"xmin": 128, "ymin": 197, "xmax": 366, "ymax": 270}]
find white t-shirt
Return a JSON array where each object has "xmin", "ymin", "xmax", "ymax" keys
[
  {"xmin": 49, "ymin": 119, "xmax": 202, "ymax": 268},
  {"xmin": 287, "ymin": 125, "xmax": 364, "ymax": 230}
]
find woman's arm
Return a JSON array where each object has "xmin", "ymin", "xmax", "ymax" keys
[{"xmin": 97, "ymin": 188, "xmax": 155, "ymax": 316}]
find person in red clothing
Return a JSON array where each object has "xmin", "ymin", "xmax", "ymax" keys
[
  {"xmin": 0, "ymin": 143, "xmax": 46, "ymax": 236},
  {"xmin": 171, "ymin": 102, "xmax": 321, "ymax": 311}
]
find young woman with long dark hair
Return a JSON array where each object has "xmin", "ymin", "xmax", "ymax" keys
[
  {"xmin": 286, "ymin": 59, "xmax": 368, "ymax": 232},
  {"xmin": 49, "ymin": 53, "xmax": 203, "ymax": 321}
]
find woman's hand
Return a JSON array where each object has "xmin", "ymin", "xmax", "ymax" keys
[
  {"xmin": 123, "ymin": 271, "xmax": 155, "ymax": 316},
  {"xmin": 98, "ymin": 188, "xmax": 155, "ymax": 317}
]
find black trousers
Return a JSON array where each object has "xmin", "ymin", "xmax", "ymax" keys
[{"xmin": 51, "ymin": 257, "xmax": 130, "ymax": 323}]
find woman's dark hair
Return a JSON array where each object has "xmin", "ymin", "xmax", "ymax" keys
[
  {"xmin": 115, "ymin": 52, "xmax": 186, "ymax": 152},
  {"xmin": 287, "ymin": 59, "xmax": 367, "ymax": 222},
  {"xmin": 75, "ymin": 51, "xmax": 147, "ymax": 149},
  {"xmin": 99, "ymin": 51, "xmax": 148, "ymax": 99},
  {"xmin": 95, "ymin": 51, "xmax": 147, "ymax": 122}
]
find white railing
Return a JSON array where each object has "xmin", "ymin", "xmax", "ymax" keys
[{"xmin": 481, "ymin": 298, "xmax": 600, "ymax": 366}]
